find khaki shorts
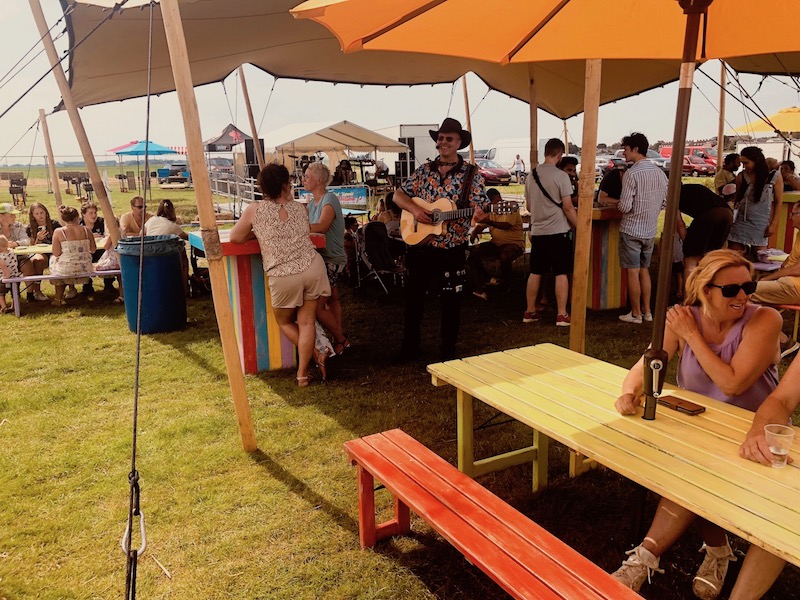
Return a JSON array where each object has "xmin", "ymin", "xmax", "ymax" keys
[
  {"xmin": 751, "ymin": 278, "xmax": 800, "ymax": 306},
  {"xmin": 268, "ymin": 253, "xmax": 331, "ymax": 309}
]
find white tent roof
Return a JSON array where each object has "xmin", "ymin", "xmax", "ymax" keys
[{"xmin": 269, "ymin": 121, "xmax": 409, "ymax": 153}]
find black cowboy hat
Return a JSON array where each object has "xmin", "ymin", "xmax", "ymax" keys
[{"xmin": 429, "ymin": 117, "xmax": 471, "ymax": 150}]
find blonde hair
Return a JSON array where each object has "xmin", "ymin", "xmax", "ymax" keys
[
  {"xmin": 684, "ymin": 249, "xmax": 753, "ymax": 308},
  {"xmin": 305, "ymin": 161, "xmax": 331, "ymax": 186}
]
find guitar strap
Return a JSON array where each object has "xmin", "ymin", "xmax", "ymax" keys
[
  {"xmin": 531, "ymin": 167, "xmax": 563, "ymax": 208},
  {"xmin": 457, "ymin": 164, "xmax": 477, "ymax": 209}
]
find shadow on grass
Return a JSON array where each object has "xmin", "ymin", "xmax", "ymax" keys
[{"xmin": 248, "ymin": 448, "xmax": 359, "ymax": 536}]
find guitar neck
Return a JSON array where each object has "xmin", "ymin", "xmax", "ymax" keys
[{"xmin": 435, "ymin": 207, "xmax": 475, "ymax": 223}]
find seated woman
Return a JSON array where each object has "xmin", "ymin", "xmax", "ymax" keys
[
  {"xmin": 377, "ymin": 193, "xmax": 405, "ymax": 259},
  {"xmin": 143, "ymin": 199, "xmax": 189, "ymax": 296},
  {"xmin": 49, "ymin": 205, "xmax": 96, "ymax": 307},
  {"xmin": 25, "ymin": 202, "xmax": 60, "ymax": 301},
  {"xmin": 611, "ymin": 249, "xmax": 782, "ymax": 598},
  {"xmin": 0, "ymin": 203, "xmax": 38, "ymax": 298},
  {"xmin": 229, "ymin": 164, "xmax": 331, "ymax": 386},
  {"xmin": 780, "ymin": 160, "xmax": 800, "ymax": 192}
]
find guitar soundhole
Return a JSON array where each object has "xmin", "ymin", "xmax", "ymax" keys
[{"xmin": 429, "ymin": 210, "xmax": 441, "ymax": 224}]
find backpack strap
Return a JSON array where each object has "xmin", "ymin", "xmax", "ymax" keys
[{"xmin": 531, "ymin": 167, "xmax": 563, "ymax": 207}]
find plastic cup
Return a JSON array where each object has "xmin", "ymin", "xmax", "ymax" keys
[{"xmin": 764, "ymin": 424, "xmax": 795, "ymax": 468}]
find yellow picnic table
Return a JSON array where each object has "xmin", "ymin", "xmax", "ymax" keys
[
  {"xmin": 427, "ymin": 343, "xmax": 800, "ymax": 568},
  {"xmin": 14, "ymin": 244, "xmax": 52, "ymax": 255}
]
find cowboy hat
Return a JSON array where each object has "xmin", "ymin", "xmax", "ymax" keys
[
  {"xmin": 429, "ymin": 117, "xmax": 471, "ymax": 150},
  {"xmin": 0, "ymin": 203, "xmax": 20, "ymax": 215}
]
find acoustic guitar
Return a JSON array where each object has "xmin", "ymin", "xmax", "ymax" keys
[{"xmin": 399, "ymin": 197, "xmax": 519, "ymax": 246}]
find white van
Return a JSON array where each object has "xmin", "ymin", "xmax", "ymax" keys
[{"xmin": 484, "ymin": 138, "xmax": 549, "ymax": 178}]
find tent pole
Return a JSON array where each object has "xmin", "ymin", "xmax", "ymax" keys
[
  {"xmin": 28, "ymin": 0, "xmax": 120, "ymax": 244},
  {"xmin": 528, "ymin": 64, "xmax": 538, "ymax": 168},
  {"xmin": 39, "ymin": 109, "xmax": 62, "ymax": 205},
  {"xmin": 563, "ymin": 120, "xmax": 569, "ymax": 154},
  {"xmin": 569, "ymin": 59, "xmax": 601, "ymax": 354},
  {"xmin": 717, "ymin": 61, "xmax": 726, "ymax": 173},
  {"xmin": 238, "ymin": 66, "xmax": 265, "ymax": 170},
  {"xmin": 461, "ymin": 76, "xmax": 475, "ymax": 163},
  {"xmin": 161, "ymin": 0, "xmax": 257, "ymax": 452}
]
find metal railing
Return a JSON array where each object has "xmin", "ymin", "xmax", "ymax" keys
[{"xmin": 208, "ymin": 171, "xmax": 260, "ymax": 218}]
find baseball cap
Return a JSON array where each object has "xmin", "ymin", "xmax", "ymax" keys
[
  {"xmin": 0, "ymin": 203, "xmax": 20, "ymax": 215},
  {"xmin": 721, "ymin": 183, "xmax": 736, "ymax": 197}
]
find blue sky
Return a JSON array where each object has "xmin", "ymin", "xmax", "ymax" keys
[{"xmin": 2, "ymin": 1, "xmax": 799, "ymax": 163}]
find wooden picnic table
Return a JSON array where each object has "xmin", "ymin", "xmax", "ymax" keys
[
  {"xmin": 14, "ymin": 244, "xmax": 52, "ymax": 255},
  {"xmin": 427, "ymin": 342, "xmax": 800, "ymax": 568}
]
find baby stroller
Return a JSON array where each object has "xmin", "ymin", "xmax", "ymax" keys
[{"xmin": 357, "ymin": 221, "xmax": 406, "ymax": 295}]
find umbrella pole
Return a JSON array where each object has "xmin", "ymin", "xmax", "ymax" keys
[
  {"xmin": 569, "ymin": 59, "xmax": 602, "ymax": 354},
  {"xmin": 238, "ymin": 66, "xmax": 265, "ymax": 170},
  {"xmin": 563, "ymin": 120, "xmax": 569, "ymax": 154},
  {"xmin": 28, "ymin": 0, "xmax": 121, "ymax": 244},
  {"xmin": 39, "ymin": 109, "xmax": 62, "ymax": 206},
  {"xmin": 717, "ymin": 61, "xmax": 726, "ymax": 173},
  {"xmin": 161, "ymin": 0, "xmax": 257, "ymax": 451},
  {"xmin": 461, "ymin": 76, "xmax": 475, "ymax": 163},
  {"xmin": 528, "ymin": 64, "xmax": 538, "ymax": 168},
  {"xmin": 643, "ymin": 0, "xmax": 713, "ymax": 421}
]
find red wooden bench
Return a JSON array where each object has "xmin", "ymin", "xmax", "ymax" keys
[{"xmin": 344, "ymin": 429, "xmax": 640, "ymax": 600}]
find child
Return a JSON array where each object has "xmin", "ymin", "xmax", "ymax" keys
[{"xmin": 0, "ymin": 234, "xmax": 20, "ymax": 313}]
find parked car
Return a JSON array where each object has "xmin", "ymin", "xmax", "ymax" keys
[
  {"xmin": 665, "ymin": 155, "xmax": 714, "ymax": 177},
  {"xmin": 476, "ymin": 159, "xmax": 512, "ymax": 185},
  {"xmin": 614, "ymin": 148, "xmax": 669, "ymax": 173}
]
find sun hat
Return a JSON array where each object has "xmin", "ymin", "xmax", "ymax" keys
[
  {"xmin": 429, "ymin": 117, "xmax": 472, "ymax": 150},
  {"xmin": 0, "ymin": 203, "xmax": 20, "ymax": 215},
  {"xmin": 721, "ymin": 183, "xmax": 736, "ymax": 197}
]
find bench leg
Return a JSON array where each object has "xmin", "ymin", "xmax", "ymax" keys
[
  {"xmin": 569, "ymin": 450, "xmax": 597, "ymax": 479},
  {"xmin": 456, "ymin": 389, "xmax": 475, "ymax": 476},
  {"xmin": 11, "ymin": 283, "xmax": 20, "ymax": 318},
  {"xmin": 355, "ymin": 465, "xmax": 411, "ymax": 549},
  {"xmin": 532, "ymin": 429, "xmax": 549, "ymax": 492}
]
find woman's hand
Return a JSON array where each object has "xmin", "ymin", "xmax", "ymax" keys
[
  {"xmin": 36, "ymin": 229, "xmax": 47, "ymax": 243},
  {"xmin": 615, "ymin": 392, "xmax": 641, "ymax": 415},
  {"xmin": 740, "ymin": 426, "xmax": 793, "ymax": 466},
  {"xmin": 665, "ymin": 305, "xmax": 699, "ymax": 343}
]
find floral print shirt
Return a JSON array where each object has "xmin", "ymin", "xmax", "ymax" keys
[
  {"xmin": 251, "ymin": 200, "xmax": 315, "ymax": 277},
  {"xmin": 401, "ymin": 157, "xmax": 488, "ymax": 249}
]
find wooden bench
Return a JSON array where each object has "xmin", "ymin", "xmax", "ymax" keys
[
  {"xmin": 345, "ymin": 429, "xmax": 640, "ymax": 600},
  {"xmin": 2, "ymin": 270, "xmax": 121, "ymax": 317}
]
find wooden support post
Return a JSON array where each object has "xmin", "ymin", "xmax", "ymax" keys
[
  {"xmin": 161, "ymin": 0, "xmax": 257, "ymax": 452},
  {"xmin": 238, "ymin": 66, "xmax": 265, "ymax": 170},
  {"xmin": 39, "ymin": 109, "xmax": 62, "ymax": 206},
  {"xmin": 563, "ymin": 120, "xmax": 569, "ymax": 153},
  {"xmin": 717, "ymin": 61, "xmax": 726, "ymax": 172},
  {"xmin": 28, "ymin": 0, "xmax": 120, "ymax": 244},
  {"xmin": 569, "ymin": 58, "xmax": 602, "ymax": 354},
  {"xmin": 456, "ymin": 388, "xmax": 474, "ymax": 476},
  {"xmin": 528, "ymin": 64, "xmax": 538, "ymax": 168},
  {"xmin": 532, "ymin": 429, "xmax": 549, "ymax": 492},
  {"xmin": 569, "ymin": 449, "xmax": 597, "ymax": 478},
  {"xmin": 461, "ymin": 76, "xmax": 475, "ymax": 163}
]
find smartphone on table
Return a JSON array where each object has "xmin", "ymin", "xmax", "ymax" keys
[{"xmin": 657, "ymin": 395, "xmax": 706, "ymax": 415}]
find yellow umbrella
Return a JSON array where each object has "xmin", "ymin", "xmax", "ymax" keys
[{"xmin": 732, "ymin": 106, "xmax": 800, "ymax": 135}]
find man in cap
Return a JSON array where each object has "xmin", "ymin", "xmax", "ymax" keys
[
  {"xmin": 393, "ymin": 117, "xmax": 488, "ymax": 361},
  {"xmin": 0, "ymin": 203, "xmax": 41, "ymax": 300}
]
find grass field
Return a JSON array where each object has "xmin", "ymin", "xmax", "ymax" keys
[{"xmin": 1, "ymin": 177, "xmax": 798, "ymax": 599}]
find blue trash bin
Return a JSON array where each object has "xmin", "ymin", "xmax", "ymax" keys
[{"xmin": 117, "ymin": 235, "xmax": 187, "ymax": 334}]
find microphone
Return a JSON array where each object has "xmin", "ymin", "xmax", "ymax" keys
[{"xmin": 435, "ymin": 144, "xmax": 441, "ymax": 149}]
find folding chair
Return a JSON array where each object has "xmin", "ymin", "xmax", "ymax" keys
[{"xmin": 357, "ymin": 221, "xmax": 406, "ymax": 294}]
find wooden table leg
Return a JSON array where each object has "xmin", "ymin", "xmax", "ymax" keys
[
  {"xmin": 569, "ymin": 450, "xmax": 597, "ymax": 478},
  {"xmin": 457, "ymin": 388, "xmax": 475, "ymax": 476},
  {"xmin": 356, "ymin": 465, "xmax": 377, "ymax": 548},
  {"xmin": 533, "ymin": 429, "xmax": 549, "ymax": 492}
]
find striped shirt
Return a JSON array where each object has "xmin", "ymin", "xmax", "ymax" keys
[{"xmin": 618, "ymin": 158, "xmax": 668, "ymax": 239}]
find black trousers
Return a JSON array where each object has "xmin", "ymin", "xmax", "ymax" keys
[{"xmin": 401, "ymin": 244, "xmax": 467, "ymax": 359}]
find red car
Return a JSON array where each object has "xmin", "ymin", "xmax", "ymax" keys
[
  {"xmin": 682, "ymin": 156, "xmax": 714, "ymax": 177},
  {"xmin": 476, "ymin": 159, "xmax": 512, "ymax": 185}
]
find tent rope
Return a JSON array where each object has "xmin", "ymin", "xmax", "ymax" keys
[
  {"xmin": 26, "ymin": 119, "xmax": 41, "ymax": 182},
  {"xmin": 445, "ymin": 81, "xmax": 456, "ymax": 117},
  {"xmin": 257, "ymin": 77, "xmax": 277, "ymax": 132},
  {"xmin": 0, "ymin": 119, "xmax": 38, "ymax": 164},
  {"xmin": 122, "ymin": 2, "xmax": 155, "ymax": 597}
]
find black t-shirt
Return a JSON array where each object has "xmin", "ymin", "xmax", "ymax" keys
[
  {"xmin": 599, "ymin": 169, "xmax": 624, "ymax": 199},
  {"xmin": 678, "ymin": 184, "xmax": 730, "ymax": 218},
  {"xmin": 26, "ymin": 220, "xmax": 61, "ymax": 244},
  {"xmin": 80, "ymin": 216, "xmax": 105, "ymax": 236}
]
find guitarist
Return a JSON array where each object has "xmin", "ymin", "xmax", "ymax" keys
[{"xmin": 393, "ymin": 118, "xmax": 488, "ymax": 361}]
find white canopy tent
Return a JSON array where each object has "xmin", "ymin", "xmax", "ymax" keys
[{"xmin": 270, "ymin": 120, "xmax": 409, "ymax": 154}]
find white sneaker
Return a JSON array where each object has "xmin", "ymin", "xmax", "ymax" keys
[
  {"xmin": 64, "ymin": 288, "xmax": 78, "ymax": 299},
  {"xmin": 643, "ymin": 313, "xmax": 653, "ymax": 322},
  {"xmin": 619, "ymin": 312, "xmax": 643, "ymax": 324},
  {"xmin": 693, "ymin": 542, "xmax": 736, "ymax": 600},
  {"xmin": 611, "ymin": 545, "xmax": 664, "ymax": 592},
  {"xmin": 33, "ymin": 291, "xmax": 48, "ymax": 302}
]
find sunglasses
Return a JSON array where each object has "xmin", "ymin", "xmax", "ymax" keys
[
  {"xmin": 707, "ymin": 280, "xmax": 757, "ymax": 297},
  {"xmin": 437, "ymin": 135, "xmax": 456, "ymax": 142},
  {"xmin": 133, "ymin": 205, "xmax": 144, "ymax": 209}
]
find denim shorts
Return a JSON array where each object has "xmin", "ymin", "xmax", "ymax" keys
[{"xmin": 619, "ymin": 232, "xmax": 654, "ymax": 269}]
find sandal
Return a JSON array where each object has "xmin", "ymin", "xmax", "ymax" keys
[
  {"xmin": 333, "ymin": 338, "xmax": 351, "ymax": 356},
  {"xmin": 313, "ymin": 348, "xmax": 329, "ymax": 382},
  {"xmin": 113, "ymin": 297, "xmax": 124, "ymax": 304},
  {"xmin": 296, "ymin": 376, "xmax": 309, "ymax": 388}
]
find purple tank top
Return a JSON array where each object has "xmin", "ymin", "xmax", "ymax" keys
[{"xmin": 677, "ymin": 304, "xmax": 778, "ymax": 412}]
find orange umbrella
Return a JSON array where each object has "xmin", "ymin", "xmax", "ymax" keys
[{"xmin": 293, "ymin": 0, "xmax": 800, "ymax": 420}]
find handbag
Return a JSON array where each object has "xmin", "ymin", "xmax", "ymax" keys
[{"xmin": 96, "ymin": 248, "xmax": 120, "ymax": 271}]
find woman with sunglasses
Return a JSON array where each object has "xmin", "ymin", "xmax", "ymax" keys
[{"xmin": 610, "ymin": 249, "xmax": 782, "ymax": 597}]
